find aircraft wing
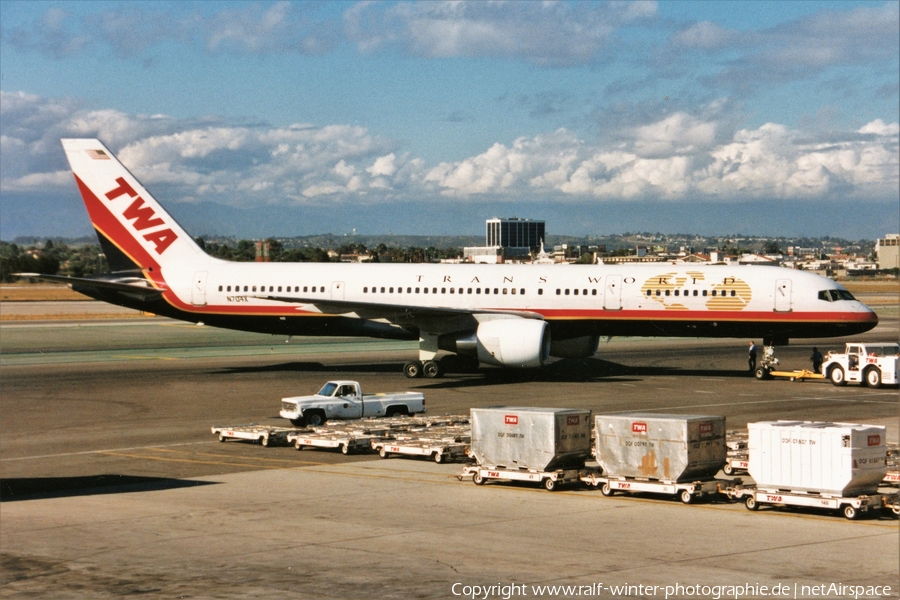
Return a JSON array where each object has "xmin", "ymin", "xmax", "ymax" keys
[
  {"xmin": 15, "ymin": 273, "xmax": 165, "ymax": 298},
  {"xmin": 254, "ymin": 293, "xmax": 544, "ymax": 323}
]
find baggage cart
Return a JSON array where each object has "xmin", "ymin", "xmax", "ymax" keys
[
  {"xmin": 458, "ymin": 464, "xmax": 589, "ymax": 492},
  {"xmin": 211, "ymin": 424, "xmax": 304, "ymax": 446},
  {"xmin": 724, "ymin": 485, "xmax": 898, "ymax": 520},
  {"xmin": 286, "ymin": 430, "xmax": 389, "ymax": 455},
  {"xmin": 580, "ymin": 473, "xmax": 725, "ymax": 504},
  {"xmin": 373, "ymin": 438, "xmax": 468, "ymax": 463}
]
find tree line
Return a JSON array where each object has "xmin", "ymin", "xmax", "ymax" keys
[{"xmin": 0, "ymin": 239, "xmax": 464, "ymax": 283}]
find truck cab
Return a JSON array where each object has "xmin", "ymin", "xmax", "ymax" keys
[{"xmin": 823, "ymin": 343, "xmax": 899, "ymax": 388}]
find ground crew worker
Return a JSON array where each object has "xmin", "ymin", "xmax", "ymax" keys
[
  {"xmin": 810, "ymin": 347, "xmax": 823, "ymax": 374},
  {"xmin": 748, "ymin": 341, "xmax": 758, "ymax": 373}
]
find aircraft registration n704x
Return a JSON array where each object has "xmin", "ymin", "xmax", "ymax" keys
[{"xmin": 20, "ymin": 139, "xmax": 878, "ymax": 378}]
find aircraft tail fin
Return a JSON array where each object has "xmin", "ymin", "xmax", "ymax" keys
[{"xmin": 61, "ymin": 139, "xmax": 206, "ymax": 276}]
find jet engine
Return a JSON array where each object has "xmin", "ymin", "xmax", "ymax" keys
[
  {"xmin": 549, "ymin": 335, "xmax": 601, "ymax": 359},
  {"xmin": 440, "ymin": 318, "xmax": 550, "ymax": 368}
]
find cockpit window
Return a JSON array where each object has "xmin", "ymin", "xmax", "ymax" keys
[{"xmin": 818, "ymin": 289, "xmax": 856, "ymax": 302}]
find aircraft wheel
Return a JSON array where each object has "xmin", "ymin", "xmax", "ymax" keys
[
  {"xmin": 864, "ymin": 368, "xmax": 882, "ymax": 389},
  {"xmin": 422, "ymin": 360, "xmax": 443, "ymax": 378},
  {"xmin": 829, "ymin": 366, "xmax": 847, "ymax": 386},
  {"xmin": 403, "ymin": 360, "xmax": 423, "ymax": 378}
]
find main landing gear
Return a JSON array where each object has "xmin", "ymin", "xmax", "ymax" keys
[{"xmin": 403, "ymin": 355, "xmax": 480, "ymax": 379}]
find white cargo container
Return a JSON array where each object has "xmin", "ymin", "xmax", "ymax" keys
[
  {"xmin": 748, "ymin": 421, "xmax": 887, "ymax": 496},
  {"xmin": 594, "ymin": 413, "xmax": 727, "ymax": 481},
  {"xmin": 469, "ymin": 407, "xmax": 591, "ymax": 472}
]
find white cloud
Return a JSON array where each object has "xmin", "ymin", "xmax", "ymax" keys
[
  {"xmin": 346, "ymin": 1, "xmax": 656, "ymax": 66},
  {"xmin": 1, "ymin": 91, "xmax": 897, "ymax": 207}
]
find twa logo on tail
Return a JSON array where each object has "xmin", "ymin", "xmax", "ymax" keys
[
  {"xmin": 62, "ymin": 139, "xmax": 196, "ymax": 265},
  {"xmin": 104, "ymin": 176, "xmax": 178, "ymax": 255}
]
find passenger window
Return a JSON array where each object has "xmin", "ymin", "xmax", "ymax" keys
[
  {"xmin": 493, "ymin": 288, "xmax": 498, "ymax": 294},
  {"xmin": 573, "ymin": 289, "xmax": 579, "ymax": 296},
  {"xmin": 538, "ymin": 289, "xmax": 543, "ymax": 295}
]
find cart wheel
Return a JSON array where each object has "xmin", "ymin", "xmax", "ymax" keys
[
  {"xmin": 723, "ymin": 464, "xmax": 734, "ymax": 476},
  {"xmin": 744, "ymin": 495, "xmax": 759, "ymax": 511},
  {"xmin": 432, "ymin": 452, "xmax": 443, "ymax": 464},
  {"xmin": 379, "ymin": 447, "xmax": 389, "ymax": 459},
  {"xmin": 680, "ymin": 489, "xmax": 694, "ymax": 504},
  {"xmin": 754, "ymin": 367, "xmax": 769, "ymax": 380},
  {"xmin": 294, "ymin": 440, "xmax": 304, "ymax": 451},
  {"xmin": 340, "ymin": 443, "xmax": 349, "ymax": 455},
  {"xmin": 218, "ymin": 434, "xmax": 226, "ymax": 442},
  {"xmin": 473, "ymin": 472, "xmax": 485, "ymax": 485},
  {"xmin": 260, "ymin": 436, "xmax": 269, "ymax": 447},
  {"xmin": 842, "ymin": 505, "xmax": 858, "ymax": 520},
  {"xmin": 543, "ymin": 477, "xmax": 557, "ymax": 492},
  {"xmin": 600, "ymin": 483, "xmax": 615, "ymax": 496},
  {"xmin": 789, "ymin": 377, "xmax": 796, "ymax": 382}
]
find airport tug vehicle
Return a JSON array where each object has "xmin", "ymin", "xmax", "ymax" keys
[{"xmin": 821, "ymin": 343, "xmax": 899, "ymax": 388}]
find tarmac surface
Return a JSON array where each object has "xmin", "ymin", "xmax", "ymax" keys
[{"xmin": 1, "ymin": 304, "xmax": 898, "ymax": 598}]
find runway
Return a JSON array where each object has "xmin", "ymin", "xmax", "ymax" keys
[{"xmin": 1, "ymin": 308, "xmax": 898, "ymax": 598}]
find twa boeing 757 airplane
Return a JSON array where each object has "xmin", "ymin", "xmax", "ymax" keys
[{"xmin": 22, "ymin": 139, "xmax": 878, "ymax": 378}]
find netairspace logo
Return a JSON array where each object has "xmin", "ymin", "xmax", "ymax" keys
[{"xmin": 450, "ymin": 582, "xmax": 894, "ymax": 599}]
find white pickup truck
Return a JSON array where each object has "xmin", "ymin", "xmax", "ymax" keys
[
  {"xmin": 280, "ymin": 380, "xmax": 426, "ymax": 426},
  {"xmin": 822, "ymin": 342, "xmax": 899, "ymax": 388}
]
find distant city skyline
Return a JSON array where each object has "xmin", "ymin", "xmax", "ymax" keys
[{"xmin": 1, "ymin": 1, "xmax": 897, "ymax": 241}]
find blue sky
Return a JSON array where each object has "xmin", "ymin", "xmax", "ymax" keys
[{"xmin": 1, "ymin": 1, "xmax": 897, "ymax": 241}]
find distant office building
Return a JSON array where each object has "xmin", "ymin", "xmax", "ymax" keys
[
  {"xmin": 486, "ymin": 218, "xmax": 545, "ymax": 250},
  {"xmin": 875, "ymin": 234, "xmax": 900, "ymax": 269}
]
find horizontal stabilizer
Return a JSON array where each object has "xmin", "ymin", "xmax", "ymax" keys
[{"xmin": 14, "ymin": 273, "xmax": 165, "ymax": 298}]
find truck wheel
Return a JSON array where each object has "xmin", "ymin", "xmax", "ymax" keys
[
  {"xmin": 403, "ymin": 360, "xmax": 423, "ymax": 378},
  {"xmin": 829, "ymin": 366, "xmax": 847, "ymax": 386},
  {"xmin": 864, "ymin": 368, "xmax": 882, "ymax": 389},
  {"xmin": 843, "ymin": 505, "xmax": 858, "ymax": 520},
  {"xmin": 744, "ymin": 495, "xmax": 759, "ymax": 511},
  {"xmin": 422, "ymin": 360, "xmax": 443, "ymax": 378},
  {"xmin": 473, "ymin": 472, "xmax": 485, "ymax": 485},
  {"xmin": 289, "ymin": 418, "xmax": 306, "ymax": 427},
  {"xmin": 754, "ymin": 367, "xmax": 769, "ymax": 380},
  {"xmin": 305, "ymin": 411, "xmax": 326, "ymax": 427},
  {"xmin": 600, "ymin": 483, "xmax": 615, "ymax": 496},
  {"xmin": 680, "ymin": 490, "xmax": 694, "ymax": 504},
  {"xmin": 385, "ymin": 406, "xmax": 409, "ymax": 418}
]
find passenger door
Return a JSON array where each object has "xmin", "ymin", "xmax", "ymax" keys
[
  {"xmin": 604, "ymin": 275, "xmax": 622, "ymax": 310},
  {"xmin": 774, "ymin": 279, "xmax": 791, "ymax": 312}
]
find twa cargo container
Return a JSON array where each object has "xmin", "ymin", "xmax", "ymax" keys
[
  {"xmin": 469, "ymin": 407, "xmax": 592, "ymax": 472},
  {"xmin": 748, "ymin": 421, "xmax": 887, "ymax": 496},
  {"xmin": 594, "ymin": 413, "xmax": 727, "ymax": 482}
]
